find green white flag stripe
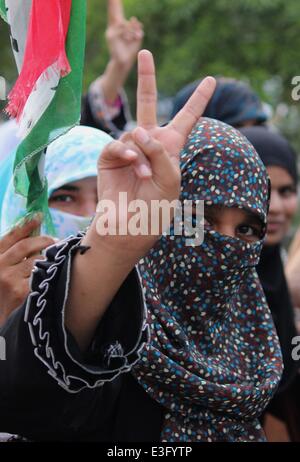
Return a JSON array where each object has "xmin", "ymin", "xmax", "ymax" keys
[
  {"xmin": 1, "ymin": 0, "xmax": 86, "ymax": 232},
  {"xmin": 0, "ymin": 0, "xmax": 7, "ymax": 21}
]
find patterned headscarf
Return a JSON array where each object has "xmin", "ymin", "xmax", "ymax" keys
[
  {"xmin": 0, "ymin": 125, "xmax": 113, "ymax": 238},
  {"xmin": 133, "ymin": 118, "xmax": 283, "ymax": 442}
]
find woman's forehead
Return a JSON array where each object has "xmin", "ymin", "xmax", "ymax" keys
[
  {"xmin": 267, "ymin": 166, "xmax": 296, "ymax": 187},
  {"xmin": 53, "ymin": 176, "xmax": 97, "ymax": 191},
  {"xmin": 205, "ymin": 204, "xmax": 263, "ymax": 224}
]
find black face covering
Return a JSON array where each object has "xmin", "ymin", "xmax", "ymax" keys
[{"xmin": 240, "ymin": 125, "xmax": 299, "ymax": 391}]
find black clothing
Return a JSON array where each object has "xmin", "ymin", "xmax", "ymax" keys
[
  {"xmin": 257, "ymin": 246, "xmax": 299, "ymax": 390},
  {"xmin": 241, "ymin": 125, "xmax": 300, "ymax": 440},
  {"xmin": 0, "ymin": 236, "xmax": 163, "ymax": 441},
  {"xmin": 171, "ymin": 78, "xmax": 268, "ymax": 127},
  {"xmin": 240, "ymin": 126, "xmax": 298, "ymax": 186},
  {"xmin": 80, "ymin": 94, "xmax": 127, "ymax": 138}
]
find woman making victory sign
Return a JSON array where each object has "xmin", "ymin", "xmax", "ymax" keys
[{"xmin": 0, "ymin": 51, "xmax": 282, "ymax": 442}]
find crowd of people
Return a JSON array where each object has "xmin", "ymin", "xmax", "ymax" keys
[{"xmin": 0, "ymin": 0, "xmax": 299, "ymax": 443}]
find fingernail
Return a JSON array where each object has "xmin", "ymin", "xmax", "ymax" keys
[
  {"xmin": 124, "ymin": 149, "xmax": 138, "ymax": 159},
  {"xmin": 139, "ymin": 164, "xmax": 152, "ymax": 177},
  {"xmin": 25, "ymin": 212, "xmax": 43, "ymax": 225},
  {"xmin": 31, "ymin": 212, "xmax": 44, "ymax": 222},
  {"xmin": 135, "ymin": 127, "xmax": 150, "ymax": 145},
  {"xmin": 204, "ymin": 76, "xmax": 216, "ymax": 88}
]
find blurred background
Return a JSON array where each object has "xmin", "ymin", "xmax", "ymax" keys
[{"xmin": 1, "ymin": 0, "xmax": 300, "ymax": 151}]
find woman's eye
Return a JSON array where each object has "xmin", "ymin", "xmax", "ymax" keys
[
  {"xmin": 237, "ymin": 225, "xmax": 261, "ymax": 240},
  {"xmin": 279, "ymin": 186, "xmax": 297, "ymax": 198},
  {"xmin": 238, "ymin": 225, "xmax": 253, "ymax": 236},
  {"xmin": 49, "ymin": 194, "xmax": 74, "ymax": 203}
]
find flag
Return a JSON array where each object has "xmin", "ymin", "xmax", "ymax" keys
[
  {"xmin": 0, "ymin": 0, "xmax": 86, "ymax": 231},
  {"xmin": 0, "ymin": 0, "xmax": 7, "ymax": 21}
]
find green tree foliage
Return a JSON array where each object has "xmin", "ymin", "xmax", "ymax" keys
[{"xmin": 1, "ymin": 0, "xmax": 300, "ymax": 147}]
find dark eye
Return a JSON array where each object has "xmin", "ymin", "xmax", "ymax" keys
[
  {"xmin": 238, "ymin": 225, "xmax": 254, "ymax": 235},
  {"xmin": 278, "ymin": 186, "xmax": 297, "ymax": 198},
  {"xmin": 237, "ymin": 224, "xmax": 261, "ymax": 242},
  {"xmin": 49, "ymin": 194, "xmax": 74, "ymax": 203}
]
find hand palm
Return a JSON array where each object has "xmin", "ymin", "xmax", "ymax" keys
[
  {"xmin": 107, "ymin": 25, "xmax": 141, "ymax": 63},
  {"xmin": 106, "ymin": 1, "xmax": 143, "ymax": 65},
  {"xmin": 99, "ymin": 50, "xmax": 216, "ymax": 220}
]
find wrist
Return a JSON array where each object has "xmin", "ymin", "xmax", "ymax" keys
[
  {"xmin": 108, "ymin": 57, "xmax": 132, "ymax": 78},
  {"xmin": 82, "ymin": 216, "xmax": 156, "ymax": 267},
  {"xmin": 0, "ymin": 309, "xmax": 9, "ymax": 327},
  {"xmin": 99, "ymin": 59, "xmax": 130, "ymax": 105}
]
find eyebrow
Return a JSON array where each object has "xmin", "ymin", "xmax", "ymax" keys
[
  {"xmin": 51, "ymin": 184, "xmax": 80, "ymax": 193},
  {"xmin": 204, "ymin": 205, "xmax": 263, "ymax": 228},
  {"xmin": 278, "ymin": 183, "xmax": 297, "ymax": 190},
  {"xmin": 242, "ymin": 209, "xmax": 263, "ymax": 228}
]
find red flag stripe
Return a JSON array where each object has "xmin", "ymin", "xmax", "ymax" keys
[{"xmin": 6, "ymin": 0, "xmax": 72, "ymax": 120}]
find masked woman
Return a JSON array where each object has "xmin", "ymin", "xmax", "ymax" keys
[{"xmin": 0, "ymin": 52, "xmax": 282, "ymax": 441}]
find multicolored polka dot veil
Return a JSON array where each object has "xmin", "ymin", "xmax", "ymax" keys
[{"xmin": 133, "ymin": 118, "xmax": 283, "ymax": 442}]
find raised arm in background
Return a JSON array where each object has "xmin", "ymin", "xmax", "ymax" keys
[{"xmin": 99, "ymin": 0, "xmax": 144, "ymax": 104}]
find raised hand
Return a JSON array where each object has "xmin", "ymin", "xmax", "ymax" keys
[
  {"xmin": 97, "ymin": 50, "xmax": 216, "ymax": 243},
  {"xmin": 0, "ymin": 217, "xmax": 54, "ymax": 326},
  {"xmin": 106, "ymin": 0, "xmax": 144, "ymax": 68},
  {"xmin": 66, "ymin": 51, "xmax": 215, "ymax": 350}
]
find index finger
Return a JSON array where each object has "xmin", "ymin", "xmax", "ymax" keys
[
  {"xmin": 170, "ymin": 77, "xmax": 216, "ymax": 139},
  {"xmin": 108, "ymin": 0, "xmax": 124, "ymax": 25},
  {"xmin": 0, "ymin": 215, "xmax": 42, "ymax": 254},
  {"xmin": 137, "ymin": 50, "xmax": 158, "ymax": 130}
]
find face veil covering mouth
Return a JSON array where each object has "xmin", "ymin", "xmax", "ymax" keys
[
  {"xmin": 133, "ymin": 118, "xmax": 283, "ymax": 442},
  {"xmin": 49, "ymin": 208, "xmax": 93, "ymax": 240}
]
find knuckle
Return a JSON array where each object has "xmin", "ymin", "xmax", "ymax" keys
[
  {"xmin": 98, "ymin": 142, "xmax": 114, "ymax": 165},
  {"xmin": 119, "ymin": 132, "xmax": 133, "ymax": 143},
  {"xmin": 24, "ymin": 258, "xmax": 35, "ymax": 274},
  {"xmin": 17, "ymin": 241, "xmax": 27, "ymax": 255},
  {"xmin": 40, "ymin": 237, "xmax": 52, "ymax": 248},
  {"xmin": 110, "ymin": 140, "xmax": 122, "ymax": 153},
  {"xmin": 184, "ymin": 103, "xmax": 200, "ymax": 122},
  {"xmin": 0, "ymin": 272, "xmax": 10, "ymax": 289},
  {"xmin": 4, "ymin": 227, "xmax": 16, "ymax": 242},
  {"xmin": 14, "ymin": 286, "xmax": 28, "ymax": 304},
  {"xmin": 152, "ymin": 138, "xmax": 164, "ymax": 153}
]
